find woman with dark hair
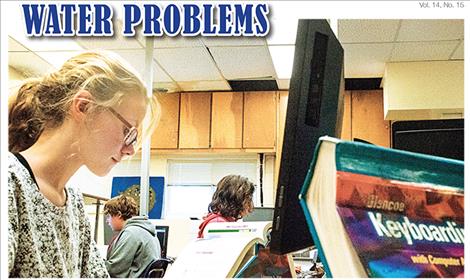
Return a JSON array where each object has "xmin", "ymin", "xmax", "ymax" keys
[{"xmin": 197, "ymin": 174, "xmax": 255, "ymax": 238}]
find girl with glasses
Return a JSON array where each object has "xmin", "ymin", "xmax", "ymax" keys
[{"xmin": 8, "ymin": 51, "xmax": 158, "ymax": 277}]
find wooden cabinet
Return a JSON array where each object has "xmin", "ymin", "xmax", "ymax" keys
[
  {"xmin": 351, "ymin": 90, "xmax": 390, "ymax": 147},
  {"xmin": 151, "ymin": 93, "xmax": 180, "ymax": 149},
  {"xmin": 211, "ymin": 92, "xmax": 243, "ymax": 148},
  {"xmin": 243, "ymin": 91, "xmax": 276, "ymax": 148},
  {"xmin": 340, "ymin": 90, "xmax": 352, "ymax": 140},
  {"xmin": 179, "ymin": 92, "xmax": 212, "ymax": 149}
]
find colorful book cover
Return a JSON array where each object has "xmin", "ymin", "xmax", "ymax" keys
[
  {"xmin": 299, "ymin": 136, "xmax": 464, "ymax": 278},
  {"xmin": 336, "ymin": 171, "xmax": 464, "ymax": 277}
]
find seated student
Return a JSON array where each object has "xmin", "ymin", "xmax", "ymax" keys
[
  {"xmin": 104, "ymin": 195, "xmax": 161, "ymax": 278},
  {"xmin": 198, "ymin": 175, "xmax": 255, "ymax": 238}
]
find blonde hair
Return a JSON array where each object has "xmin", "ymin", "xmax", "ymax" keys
[
  {"xmin": 104, "ymin": 195, "xmax": 139, "ymax": 220},
  {"xmin": 9, "ymin": 51, "xmax": 159, "ymax": 153}
]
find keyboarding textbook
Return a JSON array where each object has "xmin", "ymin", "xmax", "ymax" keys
[{"xmin": 299, "ymin": 136, "xmax": 464, "ymax": 278}]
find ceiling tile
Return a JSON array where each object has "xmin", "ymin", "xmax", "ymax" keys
[
  {"xmin": 132, "ymin": 25, "xmax": 204, "ymax": 48},
  {"xmin": 76, "ymin": 20, "xmax": 143, "ymax": 50},
  {"xmin": 209, "ymin": 46, "xmax": 276, "ymax": 79},
  {"xmin": 343, "ymin": 43, "xmax": 394, "ymax": 78},
  {"xmin": 76, "ymin": 36, "xmax": 142, "ymax": 50},
  {"xmin": 113, "ymin": 50, "xmax": 173, "ymax": 83},
  {"xmin": 178, "ymin": 80, "xmax": 231, "ymax": 92},
  {"xmin": 10, "ymin": 36, "xmax": 83, "ymax": 52},
  {"xmin": 8, "ymin": 52, "xmax": 54, "ymax": 77},
  {"xmin": 338, "ymin": 20, "xmax": 400, "ymax": 43},
  {"xmin": 34, "ymin": 51, "xmax": 83, "ymax": 69},
  {"xmin": 8, "ymin": 37, "xmax": 28, "ymax": 51},
  {"xmin": 397, "ymin": 19, "xmax": 464, "ymax": 41},
  {"xmin": 451, "ymin": 41, "xmax": 464, "ymax": 60},
  {"xmin": 154, "ymin": 36, "xmax": 204, "ymax": 48},
  {"xmin": 154, "ymin": 47, "xmax": 222, "ymax": 81},
  {"xmin": 202, "ymin": 37, "xmax": 266, "ymax": 47},
  {"xmin": 390, "ymin": 41, "xmax": 460, "ymax": 61}
]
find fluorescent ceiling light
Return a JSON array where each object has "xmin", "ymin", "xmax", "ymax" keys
[
  {"xmin": 269, "ymin": 45, "xmax": 295, "ymax": 79},
  {"xmin": 267, "ymin": 18, "xmax": 299, "ymax": 45}
]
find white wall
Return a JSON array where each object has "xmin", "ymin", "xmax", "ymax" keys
[{"xmin": 70, "ymin": 153, "xmax": 275, "ymax": 205}]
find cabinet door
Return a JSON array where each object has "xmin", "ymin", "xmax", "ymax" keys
[
  {"xmin": 151, "ymin": 93, "xmax": 180, "ymax": 149},
  {"xmin": 179, "ymin": 92, "xmax": 211, "ymax": 149},
  {"xmin": 352, "ymin": 90, "xmax": 391, "ymax": 147},
  {"xmin": 243, "ymin": 91, "xmax": 276, "ymax": 148},
  {"xmin": 340, "ymin": 90, "xmax": 352, "ymax": 140},
  {"xmin": 211, "ymin": 92, "xmax": 243, "ymax": 148}
]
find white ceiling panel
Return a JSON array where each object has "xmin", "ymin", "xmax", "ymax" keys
[
  {"xmin": 35, "ymin": 51, "xmax": 83, "ymax": 69},
  {"xmin": 397, "ymin": 19, "xmax": 464, "ymax": 42},
  {"xmin": 9, "ymin": 52, "xmax": 54, "ymax": 77},
  {"xmin": 343, "ymin": 43, "xmax": 394, "ymax": 78},
  {"xmin": 178, "ymin": 80, "xmax": 231, "ymax": 92},
  {"xmin": 209, "ymin": 46, "xmax": 275, "ymax": 79},
  {"xmin": 153, "ymin": 36, "xmax": 204, "ymax": 48},
  {"xmin": 76, "ymin": 20, "xmax": 143, "ymax": 50},
  {"xmin": 76, "ymin": 36, "xmax": 143, "ymax": 50},
  {"xmin": 10, "ymin": 35, "xmax": 84, "ymax": 52},
  {"xmin": 390, "ymin": 41, "xmax": 459, "ymax": 61},
  {"xmin": 8, "ymin": 37, "xmax": 28, "ymax": 51},
  {"xmin": 202, "ymin": 36, "xmax": 266, "ymax": 47},
  {"xmin": 154, "ymin": 47, "xmax": 222, "ymax": 81},
  {"xmin": 451, "ymin": 41, "xmax": 464, "ymax": 60},
  {"xmin": 113, "ymin": 50, "xmax": 173, "ymax": 83},
  {"xmin": 339, "ymin": 20, "xmax": 400, "ymax": 43}
]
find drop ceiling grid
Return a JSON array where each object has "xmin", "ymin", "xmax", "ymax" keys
[
  {"xmin": 202, "ymin": 36, "xmax": 266, "ymax": 47},
  {"xmin": 112, "ymin": 49, "xmax": 173, "ymax": 83},
  {"xmin": 209, "ymin": 45, "xmax": 276, "ymax": 79},
  {"xmin": 8, "ymin": 52, "xmax": 55, "ymax": 76},
  {"xmin": 154, "ymin": 47, "xmax": 223, "ymax": 81},
  {"xmin": 390, "ymin": 41, "xmax": 461, "ymax": 61},
  {"xmin": 338, "ymin": 19, "xmax": 401, "ymax": 43},
  {"xmin": 451, "ymin": 41, "xmax": 464, "ymax": 60},
  {"xmin": 8, "ymin": 37, "xmax": 28, "ymax": 51},
  {"xmin": 343, "ymin": 43, "xmax": 395, "ymax": 78},
  {"xmin": 397, "ymin": 19, "xmax": 464, "ymax": 42}
]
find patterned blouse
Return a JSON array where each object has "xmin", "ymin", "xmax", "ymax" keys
[{"xmin": 8, "ymin": 152, "xmax": 109, "ymax": 278}]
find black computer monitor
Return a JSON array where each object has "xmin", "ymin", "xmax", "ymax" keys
[
  {"xmin": 155, "ymin": 225, "xmax": 169, "ymax": 258},
  {"xmin": 270, "ymin": 19, "xmax": 344, "ymax": 254},
  {"xmin": 243, "ymin": 207, "xmax": 275, "ymax": 222}
]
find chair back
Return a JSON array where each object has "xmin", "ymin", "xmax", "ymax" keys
[{"xmin": 140, "ymin": 258, "xmax": 174, "ymax": 278}]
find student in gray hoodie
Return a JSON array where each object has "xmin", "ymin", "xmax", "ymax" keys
[{"xmin": 104, "ymin": 195, "xmax": 161, "ymax": 278}]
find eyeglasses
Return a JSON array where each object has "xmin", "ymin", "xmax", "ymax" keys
[{"xmin": 107, "ymin": 107, "xmax": 138, "ymax": 147}]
